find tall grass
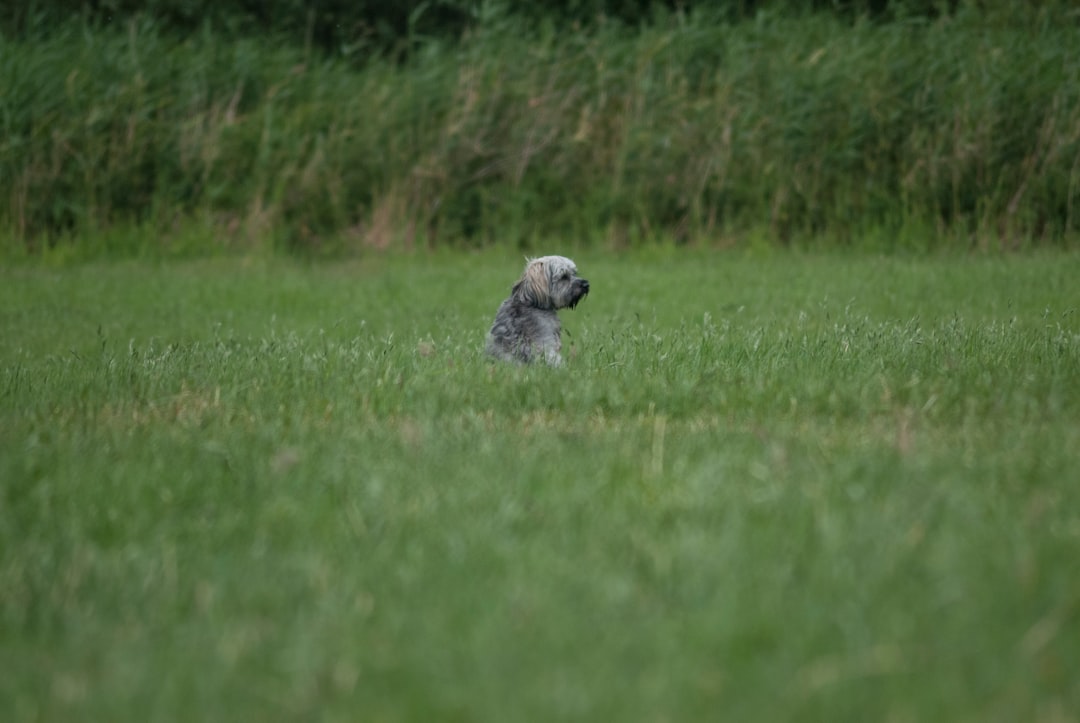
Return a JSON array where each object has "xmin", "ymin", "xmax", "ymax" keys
[{"xmin": 2, "ymin": 6, "xmax": 1079, "ymax": 254}]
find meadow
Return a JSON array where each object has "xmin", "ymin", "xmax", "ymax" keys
[{"xmin": 2, "ymin": 250, "xmax": 1079, "ymax": 721}]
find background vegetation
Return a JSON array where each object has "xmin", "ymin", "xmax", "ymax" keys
[
  {"xmin": 3, "ymin": 253, "xmax": 1079, "ymax": 719},
  {"xmin": 2, "ymin": 0, "xmax": 1079, "ymax": 255}
]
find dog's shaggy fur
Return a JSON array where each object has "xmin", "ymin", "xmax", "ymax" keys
[{"xmin": 486, "ymin": 255, "xmax": 590, "ymax": 365}]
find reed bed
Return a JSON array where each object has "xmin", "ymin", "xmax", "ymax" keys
[{"xmin": 2, "ymin": 6, "xmax": 1078, "ymax": 254}]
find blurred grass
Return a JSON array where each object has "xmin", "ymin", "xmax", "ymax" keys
[
  {"xmin": 2, "ymin": 4, "xmax": 1080, "ymax": 254},
  {"xmin": 2, "ymin": 251, "xmax": 1079, "ymax": 720}
]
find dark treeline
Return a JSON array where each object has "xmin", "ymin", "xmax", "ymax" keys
[{"xmin": 5, "ymin": 0, "xmax": 998, "ymax": 57}]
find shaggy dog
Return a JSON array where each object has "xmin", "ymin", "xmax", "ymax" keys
[{"xmin": 486, "ymin": 256, "xmax": 590, "ymax": 365}]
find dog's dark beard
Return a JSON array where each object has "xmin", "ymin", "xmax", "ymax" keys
[
  {"xmin": 567, "ymin": 279, "xmax": 590, "ymax": 310},
  {"xmin": 568, "ymin": 290, "xmax": 588, "ymax": 310}
]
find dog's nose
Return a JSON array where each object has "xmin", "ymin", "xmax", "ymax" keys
[{"xmin": 580, "ymin": 279, "xmax": 590, "ymax": 292}]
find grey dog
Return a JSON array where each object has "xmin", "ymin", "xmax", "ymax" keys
[{"xmin": 486, "ymin": 255, "xmax": 590, "ymax": 365}]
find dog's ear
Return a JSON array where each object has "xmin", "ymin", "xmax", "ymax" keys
[{"xmin": 513, "ymin": 259, "xmax": 550, "ymax": 309}]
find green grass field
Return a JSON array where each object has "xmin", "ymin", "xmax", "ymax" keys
[{"xmin": 2, "ymin": 250, "xmax": 1079, "ymax": 721}]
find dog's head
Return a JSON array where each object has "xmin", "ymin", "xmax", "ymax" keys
[{"xmin": 513, "ymin": 255, "xmax": 590, "ymax": 311}]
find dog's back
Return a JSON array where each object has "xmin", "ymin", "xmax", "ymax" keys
[{"xmin": 486, "ymin": 298, "xmax": 561, "ymax": 364}]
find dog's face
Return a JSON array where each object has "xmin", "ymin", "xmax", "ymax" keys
[{"xmin": 513, "ymin": 255, "xmax": 589, "ymax": 311}]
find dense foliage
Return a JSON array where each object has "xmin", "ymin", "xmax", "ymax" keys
[
  {"xmin": 2, "ymin": 0, "xmax": 976, "ymax": 49},
  {"xmin": 2, "ymin": 1, "xmax": 1078, "ymax": 253}
]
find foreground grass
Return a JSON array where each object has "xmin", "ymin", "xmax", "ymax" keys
[{"xmin": 2, "ymin": 250, "xmax": 1079, "ymax": 721}]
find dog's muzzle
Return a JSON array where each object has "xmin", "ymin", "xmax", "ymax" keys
[{"xmin": 569, "ymin": 278, "xmax": 590, "ymax": 309}]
